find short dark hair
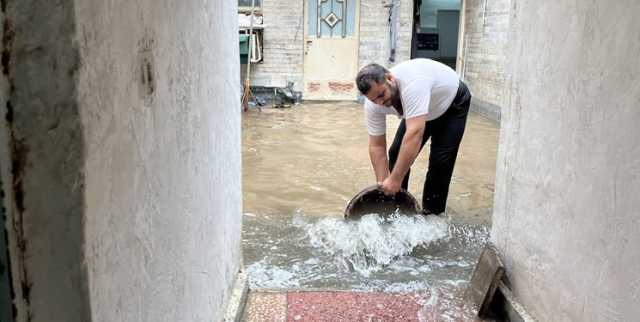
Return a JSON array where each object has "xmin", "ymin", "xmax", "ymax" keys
[{"xmin": 355, "ymin": 63, "xmax": 389, "ymax": 95}]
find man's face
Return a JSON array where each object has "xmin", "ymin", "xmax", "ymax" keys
[{"xmin": 365, "ymin": 74, "xmax": 397, "ymax": 107}]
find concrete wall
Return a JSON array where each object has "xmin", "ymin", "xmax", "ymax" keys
[
  {"xmin": 1, "ymin": 1, "xmax": 243, "ymax": 321},
  {"xmin": 492, "ymin": 1, "xmax": 640, "ymax": 321},
  {"xmin": 459, "ymin": 0, "xmax": 509, "ymax": 120},
  {"xmin": 359, "ymin": 0, "xmax": 413, "ymax": 69},
  {"xmin": 1, "ymin": 1, "xmax": 91, "ymax": 320},
  {"xmin": 0, "ymin": 5, "xmax": 16, "ymax": 322}
]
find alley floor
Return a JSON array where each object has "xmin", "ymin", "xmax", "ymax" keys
[
  {"xmin": 241, "ymin": 101, "xmax": 500, "ymax": 321},
  {"xmin": 241, "ymin": 290, "xmax": 488, "ymax": 322}
]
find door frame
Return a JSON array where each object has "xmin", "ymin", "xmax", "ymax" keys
[{"xmin": 455, "ymin": 0, "xmax": 467, "ymax": 78}]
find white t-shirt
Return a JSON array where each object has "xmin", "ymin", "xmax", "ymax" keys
[{"xmin": 364, "ymin": 59, "xmax": 460, "ymax": 136}]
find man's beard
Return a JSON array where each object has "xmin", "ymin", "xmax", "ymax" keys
[{"xmin": 385, "ymin": 85, "xmax": 398, "ymax": 107}]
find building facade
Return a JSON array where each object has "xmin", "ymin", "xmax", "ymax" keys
[{"xmin": 241, "ymin": 0, "xmax": 509, "ymax": 120}]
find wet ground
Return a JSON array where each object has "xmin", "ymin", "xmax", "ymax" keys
[
  {"xmin": 241, "ymin": 101, "xmax": 500, "ymax": 320},
  {"xmin": 242, "ymin": 290, "xmax": 487, "ymax": 322}
]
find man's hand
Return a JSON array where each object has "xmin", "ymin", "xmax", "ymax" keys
[{"xmin": 380, "ymin": 176, "xmax": 401, "ymax": 195}]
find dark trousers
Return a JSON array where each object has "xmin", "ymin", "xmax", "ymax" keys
[{"xmin": 388, "ymin": 81, "xmax": 471, "ymax": 214}]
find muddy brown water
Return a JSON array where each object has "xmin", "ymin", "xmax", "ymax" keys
[{"xmin": 242, "ymin": 101, "xmax": 499, "ymax": 225}]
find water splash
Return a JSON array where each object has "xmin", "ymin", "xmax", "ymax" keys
[
  {"xmin": 243, "ymin": 211, "xmax": 489, "ymax": 292},
  {"xmin": 303, "ymin": 212, "xmax": 449, "ymax": 276},
  {"xmin": 417, "ymin": 283, "xmax": 481, "ymax": 322},
  {"xmin": 246, "ymin": 259, "xmax": 301, "ymax": 289}
]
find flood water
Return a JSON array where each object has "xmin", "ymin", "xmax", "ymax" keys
[{"xmin": 242, "ymin": 101, "xmax": 499, "ymax": 294}]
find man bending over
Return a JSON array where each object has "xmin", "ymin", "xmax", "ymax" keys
[{"xmin": 356, "ymin": 58, "xmax": 472, "ymax": 215}]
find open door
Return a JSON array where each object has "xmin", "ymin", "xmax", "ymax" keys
[
  {"xmin": 303, "ymin": 0, "xmax": 360, "ymax": 101},
  {"xmin": 411, "ymin": 0, "xmax": 460, "ymax": 70}
]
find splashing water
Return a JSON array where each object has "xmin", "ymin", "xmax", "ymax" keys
[
  {"xmin": 243, "ymin": 210, "xmax": 489, "ymax": 291},
  {"xmin": 303, "ymin": 212, "xmax": 449, "ymax": 276},
  {"xmin": 417, "ymin": 283, "xmax": 483, "ymax": 322}
]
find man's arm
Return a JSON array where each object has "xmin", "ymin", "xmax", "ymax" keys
[
  {"xmin": 381, "ymin": 115, "xmax": 427, "ymax": 194},
  {"xmin": 368, "ymin": 134, "xmax": 390, "ymax": 182}
]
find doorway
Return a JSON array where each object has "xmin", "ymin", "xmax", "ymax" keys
[
  {"xmin": 411, "ymin": 0, "xmax": 461, "ymax": 70},
  {"xmin": 303, "ymin": 0, "xmax": 360, "ymax": 100}
]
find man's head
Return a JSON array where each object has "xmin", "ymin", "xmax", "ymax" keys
[{"xmin": 356, "ymin": 63, "xmax": 398, "ymax": 107}]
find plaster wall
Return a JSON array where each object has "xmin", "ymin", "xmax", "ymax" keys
[
  {"xmin": 75, "ymin": 1, "xmax": 243, "ymax": 321},
  {"xmin": 1, "ymin": 1, "xmax": 90, "ymax": 321},
  {"xmin": 492, "ymin": 1, "xmax": 640, "ymax": 321},
  {"xmin": 0, "ymin": 5, "xmax": 17, "ymax": 322},
  {"xmin": 1, "ymin": 0, "xmax": 242, "ymax": 321},
  {"xmin": 359, "ymin": 0, "xmax": 413, "ymax": 70}
]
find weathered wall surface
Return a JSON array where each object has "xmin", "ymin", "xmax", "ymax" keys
[
  {"xmin": 1, "ymin": 1, "xmax": 91, "ymax": 321},
  {"xmin": 492, "ymin": 1, "xmax": 640, "ymax": 321},
  {"xmin": 247, "ymin": 0, "xmax": 305, "ymax": 90},
  {"xmin": 75, "ymin": 1, "xmax": 243, "ymax": 321},
  {"xmin": 460, "ymin": 0, "xmax": 509, "ymax": 120},
  {"xmin": 359, "ymin": 0, "xmax": 413, "ymax": 70},
  {"xmin": 0, "ymin": 4, "xmax": 18, "ymax": 322},
  {"xmin": 1, "ymin": 1, "xmax": 243, "ymax": 321}
]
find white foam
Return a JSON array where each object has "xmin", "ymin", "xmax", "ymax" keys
[
  {"xmin": 246, "ymin": 259, "xmax": 301, "ymax": 289},
  {"xmin": 384, "ymin": 280, "xmax": 431, "ymax": 293},
  {"xmin": 304, "ymin": 213, "xmax": 449, "ymax": 276}
]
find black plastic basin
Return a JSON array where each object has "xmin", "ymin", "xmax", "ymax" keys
[{"xmin": 344, "ymin": 185, "xmax": 421, "ymax": 220}]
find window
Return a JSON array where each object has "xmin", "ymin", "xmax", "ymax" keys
[{"xmin": 239, "ymin": 0, "xmax": 262, "ymax": 12}]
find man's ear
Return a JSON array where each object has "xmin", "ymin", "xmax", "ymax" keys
[{"xmin": 385, "ymin": 73, "xmax": 394, "ymax": 84}]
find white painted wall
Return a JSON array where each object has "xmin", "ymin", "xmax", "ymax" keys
[
  {"xmin": 75, "ymin": 1, "xmax": 243, "ymax": 321},
  {"xmin": 492, "ymin": 1, "xmax": 640, "ymax": 321},
  {"xmin": 1, "ymin": 1, "xmax": 243, "ymax": 321}
]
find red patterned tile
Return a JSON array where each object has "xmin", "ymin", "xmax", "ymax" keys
[{"xmin": 286, "ymin": 291, "xmax": 426, "ymax": 322}]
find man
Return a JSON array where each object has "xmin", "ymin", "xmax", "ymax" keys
[{"xmin": 355, "ymin": 58, "xmax": 471, "ymax": 215}]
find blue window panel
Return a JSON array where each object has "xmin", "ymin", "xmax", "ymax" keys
[
  {"xmin": 346, "ymin": 0, "xmax": 356, "ymax": 36},
  {"xmin": 308, "ymin": 0, "xmax": 317, "ymax": 36},
  {"xmin": 308, "ymin": 0, "xmax": 356, "ymax": 38}
]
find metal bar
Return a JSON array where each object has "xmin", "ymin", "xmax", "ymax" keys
[
  {"xmin": 330, "ymin": 0, "xmax": 334, "ymax": 37},
  {"xmin": 245, "ymin": 0, "xmax": 256, "ymax": 80},
  {"xmin": 341, "ymin": 0, "xmax": 347, "ymax": 37},
  {"xmin": 317, "ymin": 0, "xmax": 321, "ymax": 37}
]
